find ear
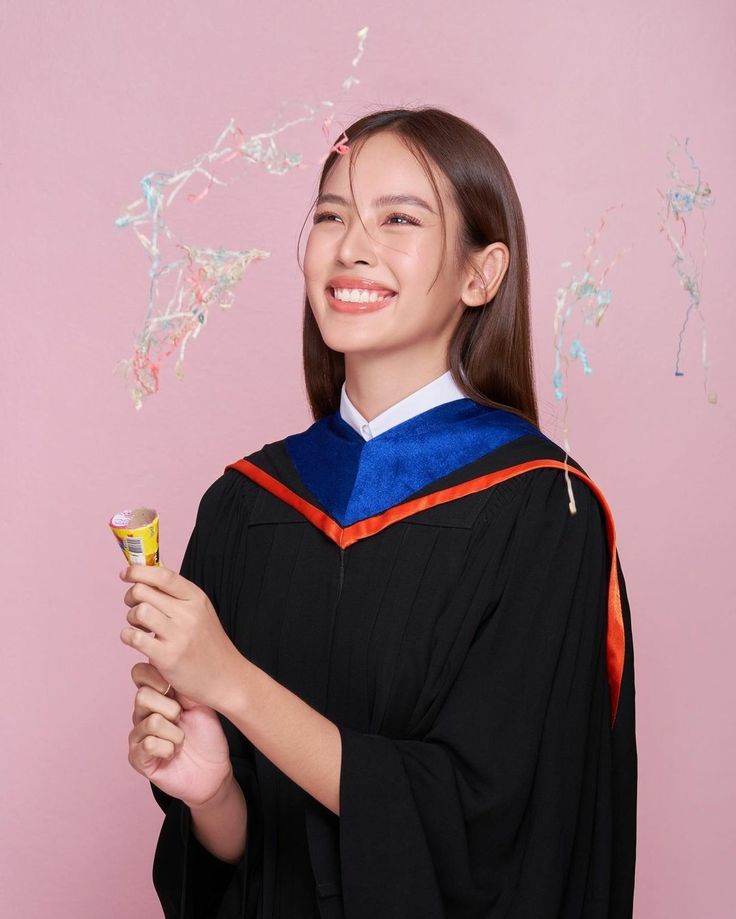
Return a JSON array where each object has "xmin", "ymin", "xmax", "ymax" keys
[{"xmin": 460, "ymin": 242, "xmax": 510, "ymax": 308}]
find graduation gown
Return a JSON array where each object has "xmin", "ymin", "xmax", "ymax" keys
[{"xmin": 149, "ymin": 398, "xmax": 637, "ymax": 918}]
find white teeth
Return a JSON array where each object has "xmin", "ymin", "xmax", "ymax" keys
[{"xmin": 331, "ymin": 288, "xmax": 395, "ymax": 303}]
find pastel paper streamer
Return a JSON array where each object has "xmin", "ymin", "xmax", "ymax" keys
[
  {"xmin": 553, "ymin": 205, "xmax": 632, "ymax": 513},
  {"xmin": 115, "ymin": 26, "xmax": 369, "ymax": 409},
  {"xmin": 656, "ymin": 135, "xmax": 717, "ymax": 404}
]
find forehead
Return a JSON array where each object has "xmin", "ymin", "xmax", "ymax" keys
[{"xmin": 322, "ymin": 132, "xmax": 447, "ymax": 208}]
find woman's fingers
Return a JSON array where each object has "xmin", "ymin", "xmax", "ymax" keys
[
  {"xmin": 132, "ymin": 684, "xmax": 182, "ymax": 727},
  {"xmin": 132, "ymin": 734, "xmax": 176, "ymax": 764},
  {"xmin": 131, "ymin": 661, "xmax": 169, "ymax": 694},
  {"xmin": 129, "ymin": 711, "xmax": 185, "ymax": 770},
  {"xmin": 123, "ymin": 580, "xmax": 181, "ymax": 617},
  {"xmin": 125, "ymin": 600, "xmax": 173, "ymax": 641}
]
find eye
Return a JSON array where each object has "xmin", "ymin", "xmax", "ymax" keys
[
  {"xmin": 313, "ymin": 211, "xmax": 340, "ymax": 223},
  {"xmin": 312, "ymin": 211, "xmax": 421, "ymax": 226},
  {"xmin": 386, "ymin": 212, "xmax": 421, "ymax": 226}
]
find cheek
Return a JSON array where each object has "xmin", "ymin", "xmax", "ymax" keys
[
  {"xmin": 303, "ymin": 243, "xmax": 324, "ymax": 300},
  {"xmin": 303, "ymin": 237, "xmax": 317, "ymax": 281},
  {"xmin": 303, "ymin": 230, "xmax": 330, "ymax": 273}
]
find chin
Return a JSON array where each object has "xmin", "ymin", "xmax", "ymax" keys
[
  {"xmin": 312, "ymin": 309, "xmax": 385, "ymax": 345},
  {"xmin": 319, "ymin": 329, "xmax": 387, "ymax": 355}
]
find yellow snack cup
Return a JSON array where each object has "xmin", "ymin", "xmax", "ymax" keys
[{"xmin": 109, "ymin": 507, "xmax": 160, "ymax": 566}]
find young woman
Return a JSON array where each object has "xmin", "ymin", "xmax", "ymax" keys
[{"xmin": 121, "ymin": 107, "xmax": 637, "ymax": 919}]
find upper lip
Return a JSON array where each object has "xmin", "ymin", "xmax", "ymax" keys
[{"xmin": 327, "ymin": 276, "xmax": 397, "ymax": 293}]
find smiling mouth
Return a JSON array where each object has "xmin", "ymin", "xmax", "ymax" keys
[
  {"xmin": 326, "ymin": 287, "xmax": 397, "ymax": 312},
  {"xmin": 327, "ymin": 286, "xmax": 397, "ymax": 303}
]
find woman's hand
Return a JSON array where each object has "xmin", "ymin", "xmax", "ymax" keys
[
  {"xmin": 119, "ymin": 563, "xmax": 243, "ymax": 711},
  {"xmin": 128, "ymin": 661, "xmax": 234, "ymax": 809}
]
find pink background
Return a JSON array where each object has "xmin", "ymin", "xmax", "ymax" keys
[{"xmin": 2, "ymin": 1, "xmax": 734, "ymax": 915}]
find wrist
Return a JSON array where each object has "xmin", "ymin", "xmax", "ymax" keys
[
  {"xmin": 217, "ymin": 653, "xmax": 254, "ymax": 724},
  {"xmin": 187, "ymin": 768, "xmax": 236, "ymax": 814}
]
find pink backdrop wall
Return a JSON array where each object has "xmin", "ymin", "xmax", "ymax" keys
[{"xmin": 2, "ymin": 1, "xmax": 734, "ymax": 915}]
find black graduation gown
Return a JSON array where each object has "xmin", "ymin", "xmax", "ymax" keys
[{"xmin": 149, "ymin": 398, "xmax": 637, "ymax": 918}]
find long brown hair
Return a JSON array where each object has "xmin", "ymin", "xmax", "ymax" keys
[{"xmin": 296, "ymin": 106, "xmax": 539, "ymax": 428}]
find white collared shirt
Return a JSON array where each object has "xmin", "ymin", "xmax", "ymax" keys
[{"xmin": 339, "ymin": 369, "xmax": 466, "ymax": 441}]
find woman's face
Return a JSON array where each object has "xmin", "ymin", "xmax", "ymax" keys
[{"xmin": 304, "ymin": 131, "xmax": 471, "ymax": 363}]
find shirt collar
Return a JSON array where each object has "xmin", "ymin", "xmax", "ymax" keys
[{"xmin": 339, "ymin": 369, "xmax": 466, "ymax": 441}]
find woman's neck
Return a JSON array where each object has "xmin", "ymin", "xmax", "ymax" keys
[{"xmin": 343, "ymin": 353, "xmax": 451, "ymax": 422}]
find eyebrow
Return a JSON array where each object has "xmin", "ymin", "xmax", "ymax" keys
[{"xmin": 315, "ymin": 192, "xmax": 437, "ymax": 215}]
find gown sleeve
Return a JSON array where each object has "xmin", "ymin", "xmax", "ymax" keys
[
  {"xmin": 147, "ymin": 474, "xmax": 262, "ymax": 919},
  {"xmin": 336, "ymin": 467, "xmax": 637, "ymax": 919}
]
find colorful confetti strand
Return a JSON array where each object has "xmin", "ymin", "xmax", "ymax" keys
[
  {"xmin": 115, "ymin": 26, "xmax": 368, "ymax": 409},
  {"xmin": 656, "ymin": 135, "xmax": 717, "ymax": 404},
  {"xmin": 553, "ymin": 205, "xmax": 632, "ymax": 513}
]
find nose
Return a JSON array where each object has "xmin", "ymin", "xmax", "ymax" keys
[{"xmin": 335, "ymin": 214, "xmax": 377, "ymax": 266}]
